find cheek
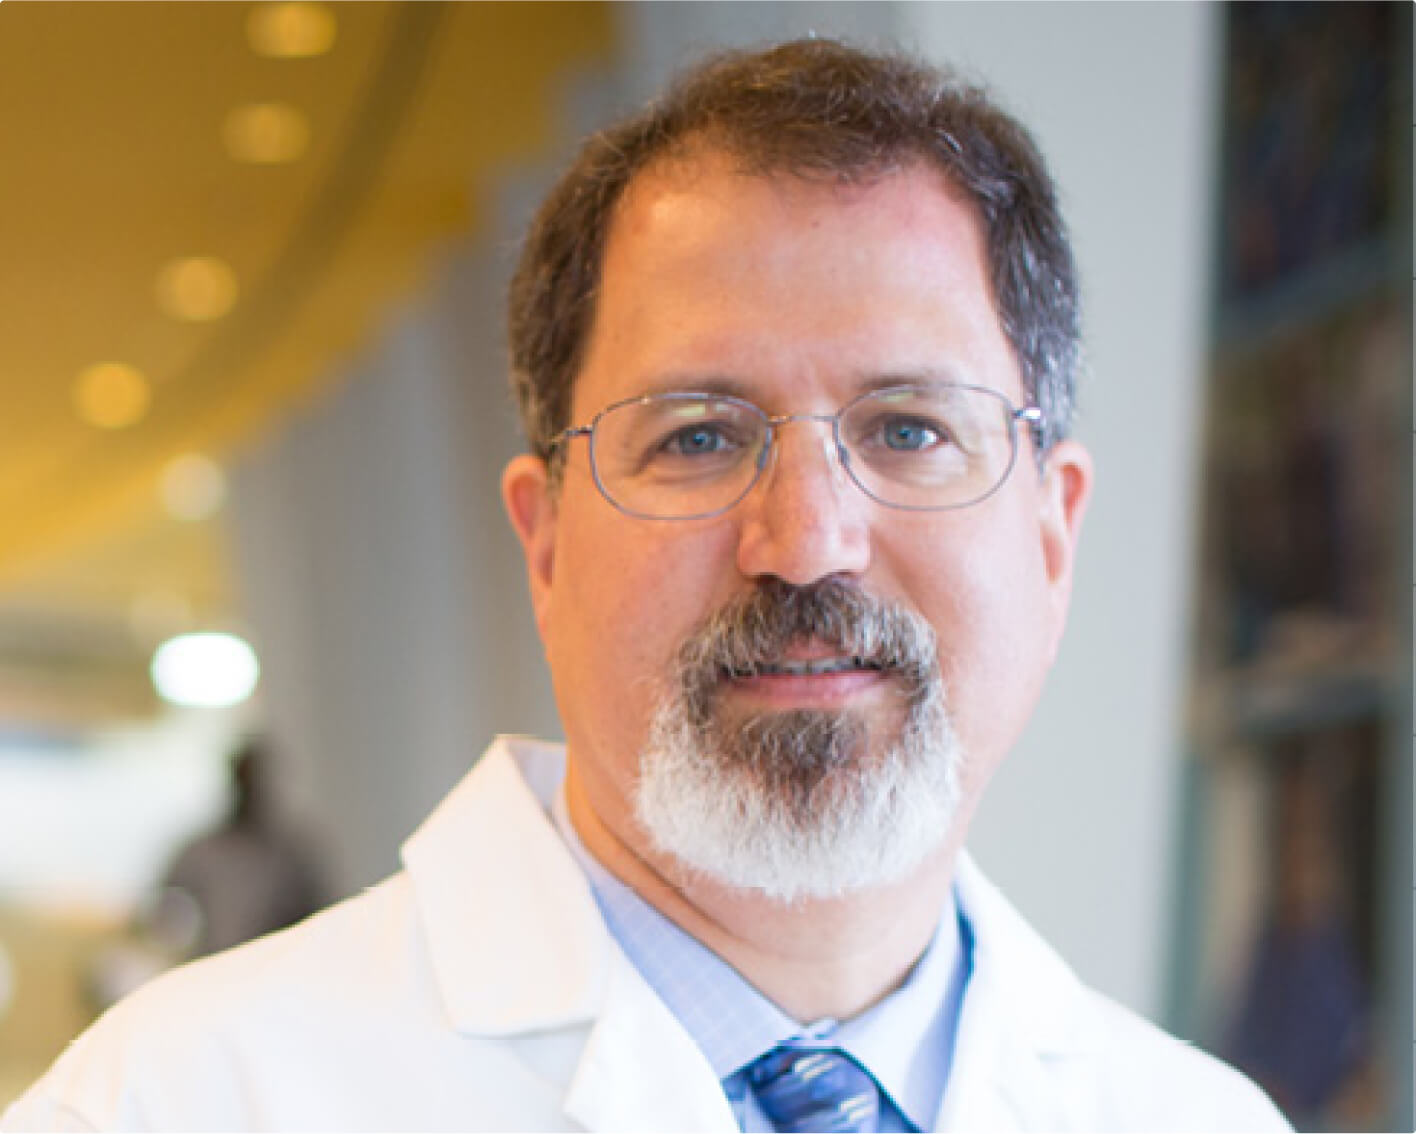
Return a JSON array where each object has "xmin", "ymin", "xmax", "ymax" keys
[
  {"xmin": 893, "ymin": 512, "xmax": 1053, "ymax": 764},
  {"xmin": 545, "ymin": 503, "xmax": 736, "ymax": 742}
]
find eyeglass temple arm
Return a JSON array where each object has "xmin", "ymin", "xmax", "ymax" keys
[
  {"xmin": 1017, "ymin": 405, "xmax": 1047, "ymax": 450},
  {"xmin": 548, "ymin": 425, "xmax": 592, "ymax": 452}
]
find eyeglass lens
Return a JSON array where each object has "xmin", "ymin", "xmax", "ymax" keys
[{"xmin": 589, "ymin": 386, "xmax": 1020, "ymax": 519}]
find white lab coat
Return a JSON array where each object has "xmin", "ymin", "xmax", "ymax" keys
[{"xmin": 3, "ymin": 737, "xmax": 1288, "ymax": 1132}]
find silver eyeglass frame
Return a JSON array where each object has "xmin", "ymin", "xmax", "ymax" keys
[{"xmin": 548, "ymin": 383, "xmax": 1045, "ymax": 521}]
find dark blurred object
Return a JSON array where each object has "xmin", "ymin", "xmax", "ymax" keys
[
  {"xmin": 1226, "ymin": 746, "xmax": 1377, "ymax": 1126},
  {"xmin": 1209, "ymin": 300, "xmax": 1401, "ymax": 670},
  {"xmin": 1177, "ymin": 2, "xmax": 1411, "ymax": 1131},
  {"xmin": 1220, "ymin": 2, "xmax": 1398, "ymax": 300},
  {"xmin": 155, "ymin": 738, "xmax": 327, "ymax": 958}
]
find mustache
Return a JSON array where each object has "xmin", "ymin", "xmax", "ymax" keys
[{"xmin": 673, "ymin": 578, "xmax": 939, "ymax": 703}]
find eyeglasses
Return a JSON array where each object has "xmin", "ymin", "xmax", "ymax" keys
[{"xmin": 550, "ymin": 384, "xmax": 1043, "ymax": 521}]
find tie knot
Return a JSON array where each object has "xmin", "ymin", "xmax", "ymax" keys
[{"xmin": 747, "ymin": 1045, "xmax": 880, "ymax": 1133}]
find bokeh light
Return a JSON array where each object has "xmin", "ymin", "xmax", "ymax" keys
[
  {"xmin": 73, "ymin": 363, "xmax": 151, "ymax": 430},
  {"xmin": 150, "ymin": 633, "xmax": 259, "ymax": 708},
  {"xmin": 222, "ymin": 103, "xmax": 309, "ymax": 165},
  {"xmin": 155, "ymin": 257, "xmax": 239, "ymax": 322},
  {"xmin": 246, "ymin": 3, "xmax": 336, "ymax": 59},
  {"xmin": 160, "ymin": 454, "xmax": 227, "ymax": 522}
]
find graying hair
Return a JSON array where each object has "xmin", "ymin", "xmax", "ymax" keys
[{"xmin": 508, "ymin": 38, "xmax": 1082, "ymax": 469}]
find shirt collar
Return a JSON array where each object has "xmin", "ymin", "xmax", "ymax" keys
[
  {"xmin": 552, "ymin": 787, "xmax": 969, "ymax": 1131},
  {"xmin": 833, "ymin": 901, "xmax": 970, "ymax": 1130}
]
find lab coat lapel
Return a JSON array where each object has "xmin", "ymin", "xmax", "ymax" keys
[
  {"xmin": 932, "ymin": 967, "xmax": 1061, "ymax": 1132},
  {"xmin": 403, "ymin": 738, "xmax": 736, "ymax": 1131},
  {"xmin": 401, "ymin": 737, "xmax": 610, "ymax": 1033},
  {"xmin": 934, "ymin": 853, "xmax": 1100, "ymax": 1131},
  {"xmin": 563, "ymin": 950, "xmax": 739, "ymax": 1132}
]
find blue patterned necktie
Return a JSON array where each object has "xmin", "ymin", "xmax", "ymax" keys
[{"xmin": 747, "ymin": 1045, "xmax": 881, "ymax": 1133}]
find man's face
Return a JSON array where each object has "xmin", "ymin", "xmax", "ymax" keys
[{"xmin": 504, "ymin": 151, "xmax": 1091, "ymax": 895}]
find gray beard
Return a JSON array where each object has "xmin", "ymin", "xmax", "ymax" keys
[{"xmin": 632, "ymin": 580, "xmax": 963, "ymax": 903}]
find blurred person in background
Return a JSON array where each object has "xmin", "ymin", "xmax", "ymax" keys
[
  {"xmin": 85, "ymin": 738, "xmax": 328, "ymax": 1012},
  {"xmin": 4, "ymin": 40, "xmax": 1289, "ymax": 1132},
  {"xmin": 154, "ymin": 737, "xmax": 327, "ymax": 960}
]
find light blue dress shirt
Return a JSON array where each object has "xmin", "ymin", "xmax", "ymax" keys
[{"xmin": 552, "ymin": 792, "xmax": 971, "ymax": 1132}]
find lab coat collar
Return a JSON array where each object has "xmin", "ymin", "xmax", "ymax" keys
[
  {"xmin": 401, "ymin": 736, "xmax": 738, "ymax": 1130},
  {"xmin": 936, "ymin": 853, "xmax": 1102, "ymax": 1130},
  {"xmin": 562, "ymin": 955, "xmax": 739, "ymax": 1131},
  {"xmin": 400, "ymin": 736, "xmax": 610, "ymax": 1034}
]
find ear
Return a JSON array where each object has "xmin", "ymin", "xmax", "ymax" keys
[
  {"xmin": 502, "ymin": 454, "xmax": 558, "ymax": 639},
  {"xmin": 1036, "ymin": 438, "xmax": 1093, "ymax": 626}
]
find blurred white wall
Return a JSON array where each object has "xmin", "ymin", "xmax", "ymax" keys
[
  {"xmin": 0, "ymin": 710, "xmax": 241, "ymax": 916},
  {"xmin": 228, "ymin": 1, "xmax": 1221, "ymax": 1023},
  {"xmin": 228, "ymin": 236, "xmax": 559, "ymax": 894}
]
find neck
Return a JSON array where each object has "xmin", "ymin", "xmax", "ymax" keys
[{"xmin": 565, "ymin": 760, "xmax": 960, "ymax": 1023}]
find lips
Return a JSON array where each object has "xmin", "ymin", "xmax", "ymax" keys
[{"xmin": 725, "ymin": 656, "xmax": 885, "ymax": 679}]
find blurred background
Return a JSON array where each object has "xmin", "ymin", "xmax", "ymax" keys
[{"xmin": 0, "ymin": 3, "xmax": 1408, "ymax": 1129}]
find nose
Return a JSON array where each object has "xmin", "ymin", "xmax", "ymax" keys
[{"xmin": 734, "ymin": 418, "xmax": 872, "ymax": 586}]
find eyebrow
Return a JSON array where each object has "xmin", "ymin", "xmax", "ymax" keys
[
  {"xmin": 854, "ymin": 367, "xmax": 975, "ymax": 393},
  {"xmin": 630, "ymin": 366, "xmax": 978, "ymax": 403},
  {"xmin": 631, "ymin": 373, "xmax": 755, "ymax": 401}
]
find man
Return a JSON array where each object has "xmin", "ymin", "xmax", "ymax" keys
[{"xmin": 5, "ymin": 40, "xmax": 1288, "ymax": 1132}]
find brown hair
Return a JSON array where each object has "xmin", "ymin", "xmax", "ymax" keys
[{"xmin": 508, "ymin": 38, "xmax": 1080, "ymax": 469}]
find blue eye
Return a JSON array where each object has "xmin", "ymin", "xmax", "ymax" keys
[
  {"xmin": 882, "ymin": 418, "xmax": 943, "ymax": 451},
  {"xmin": 668, "ymin": 425, "xmax": 729, "ymax": 455}
]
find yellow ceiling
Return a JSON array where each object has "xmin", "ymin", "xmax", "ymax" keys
[{"xmin": 0, "ymin": 1, "xmax": 614, "ymax": 728}]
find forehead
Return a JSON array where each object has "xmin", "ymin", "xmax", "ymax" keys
[{"xmin": 572, "ymin": 150, "xmax": 1018, "ymax": 414}]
